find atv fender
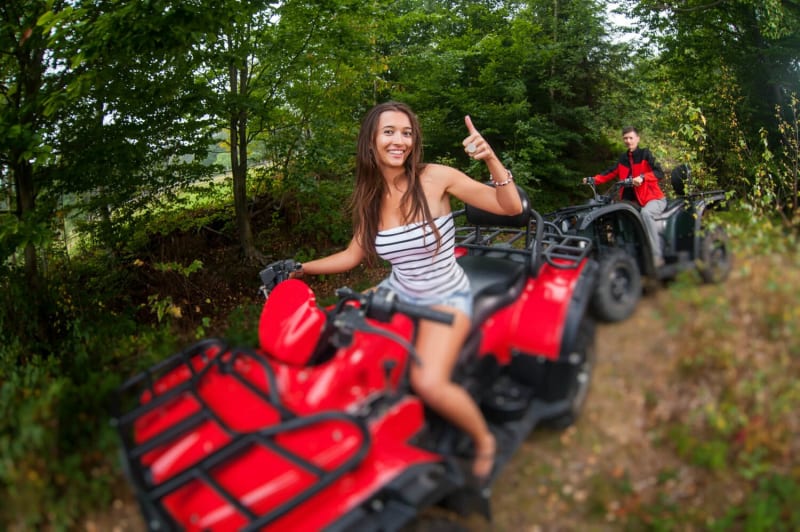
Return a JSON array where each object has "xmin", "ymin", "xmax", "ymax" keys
[
  {"xmin": 690, "ymin": 190, "xmax": 728, "ymax": 259},
  {"xmin": 576, "ymin": 201, "xmax": 641, "ymax": 232},
  {"xmin": 477, "ymin": 258, "xmax": 596, "ymax": 364},
  {"xmin": 259, "ymin": 279, "xmax": 326, "ymax": 366}
]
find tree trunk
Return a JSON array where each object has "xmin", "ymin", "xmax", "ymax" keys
[
  {"xmin": 11, "ymin": 12, "xmax": 46, "ymax": 286},
  {"xmin": 14, "ymin": 147, "xmax": 39, "ymax": 284},
  {"xmin": 228, "ymin": 61, "xmax": 260, "ymax": 262},
  {"xmin": 549, "ymin": 0, "xmax": 558, "ymax": 108}
]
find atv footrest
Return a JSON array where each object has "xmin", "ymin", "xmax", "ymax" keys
[{"xmin": 326, "ymin": 463, "xmax": 457, "ymax": 532}]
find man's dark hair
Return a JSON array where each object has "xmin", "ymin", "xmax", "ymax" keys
[{"xmin": 622, "ymin": 126, "xmax": 639, "ymax": 135}]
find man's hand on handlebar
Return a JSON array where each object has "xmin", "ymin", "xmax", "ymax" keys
[{"xmin": 582, "ymin": 176, "xmax": 595, "ymax": 185}]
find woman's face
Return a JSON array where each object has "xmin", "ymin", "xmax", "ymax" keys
[{"xmin": 373, "ymin": 110, "xmax": 414, "ymax": 171}]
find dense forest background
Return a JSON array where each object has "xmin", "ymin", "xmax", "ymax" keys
[{"xmin": 1, "ymin": 0, "xmax": 798, "ymax": 529}]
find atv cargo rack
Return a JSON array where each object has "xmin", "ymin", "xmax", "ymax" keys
[
  {"xmin": 112, "ymin": 338, "xmax": 372, "ymax": 531},
  {"xmin": 453, "ymin": 204, "xmax": 592, "ymax": 273}
]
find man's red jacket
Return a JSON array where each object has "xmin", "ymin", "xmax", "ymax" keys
[{"xmin": 593, "ymin": 147, "xmax": 665, "ymax": 206}]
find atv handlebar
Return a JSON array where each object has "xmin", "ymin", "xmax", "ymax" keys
[
  {"xmin": 336, "ymin": 286, "xmax": 455, "ymax": 326},
  {"xmin": 326, "ymin": 287, "xmax": 453, "ymax": 367},
  {"xmin": 584, "ymin": 176, "xmax": 634, "ymax": 205},
  {"xmin": 259, "ymin": 261, "xmax": 455, "ymax": 326},
  {"xmin": 259, "ymin": 259, "xmax": 302, "ymax": 297}
]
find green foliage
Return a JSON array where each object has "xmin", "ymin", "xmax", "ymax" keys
[
  {"xmin": 774, "ymin": 93, "xmax": 800, "ymax": 222},
  {"xmin": 256, "ymin": 172, "xmax": 354, "ymax": 259},
  {"xmin": 222, "ymin": 301, "xmax": 262, "ymax": 347},
  {"xmin": 379, "ymin": 0, "xmax": 623, "ymax": 199},
  {"xmin": 621, "ymin": 0, "xmax": 800, "ymax": 223},
  {"xmin": 0, "ymin": 259, "xmax": 180, "ymax": 529},
  {"xmin": 714, "ymin": 475, "xmax": 800, "ymax": 532}
]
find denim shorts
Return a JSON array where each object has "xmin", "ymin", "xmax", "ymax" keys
[{"xmin": 378, "ymin": 280, "xmax": 473, "ymax": 320}]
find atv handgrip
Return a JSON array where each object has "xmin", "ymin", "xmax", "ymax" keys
[
  {"xmin": 259, "ymin": 259, "xmax": 301, "ymax": 295},
  {"xmin": 361, "ymin": 287, "xmax": 454, "ymax": 325},
  {"xmin": 394, "ymin": 300, "xmax": 455, "ymax": 326}
]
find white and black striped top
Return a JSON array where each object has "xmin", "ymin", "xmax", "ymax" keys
[{"xmin": 375, "ymin": 213, "xmax": 470, "ymax": 299}]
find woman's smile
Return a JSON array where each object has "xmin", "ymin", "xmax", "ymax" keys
[{"xmin": 374, "ymin": 111, "xmax": 413, "ymax": 169}]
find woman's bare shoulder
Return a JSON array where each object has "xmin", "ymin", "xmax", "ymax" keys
[{"xmin": 421, "ymin": 163, "xmax": 463, "ymax": 182}]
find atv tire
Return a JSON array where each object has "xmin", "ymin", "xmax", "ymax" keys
[
  {"xmin": 590, "ymin": 249, "xmax": 642, "ymax": 323},
  {"xmin": 546, "ymin": 317, "xmax": 596, "ymax": 430},
  {"xmin": 698, "ymin": 227, "xmax": 732, "ymax": 284}
]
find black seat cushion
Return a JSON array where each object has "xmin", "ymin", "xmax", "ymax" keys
[
  {"xmin": 671, "ymin": 164, "xmax": 691, "ymax": 196},
  {"xmin": 458, "ymin": 255, "xmax": 526, "ymax": 299},
  {"xmin": 465, "ymin": 185, "xmax": 530, "ymax": 227}
]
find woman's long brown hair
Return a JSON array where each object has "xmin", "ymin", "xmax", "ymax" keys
[{"xmin": 351, "ymin": 101, "xmax": 439, "ymax": 264}]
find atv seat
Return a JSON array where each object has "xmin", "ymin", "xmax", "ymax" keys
[
  {"xmin": 653, "ymin": 165, "xmax": 692, "ymax": 222},
  {"xmin": 653, "ymin": 198, "xmax": 689, "ymax": 221},
  {"xmin": 458, "ymin": 255, "xmax": 526, "ymax": 299},
  {"xmin": 458, "ymin": 185, "xmax": 532, "ymax": 322},
  {"xmin": 460, "ymin": 255, "xmax": 527, "ymax": 330},
  {"xmin": 670, "ymin": 164, "xmax": 691, "ymax": 196}
]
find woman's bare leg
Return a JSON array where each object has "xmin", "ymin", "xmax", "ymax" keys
[{"xmin": 409, "ymin": 307, "xmax": 496, "ymax": 478}]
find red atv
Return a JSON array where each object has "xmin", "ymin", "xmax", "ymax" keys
[{"xmin": 113, "ymin": 187, "xmax": 598, "ymax": 531}]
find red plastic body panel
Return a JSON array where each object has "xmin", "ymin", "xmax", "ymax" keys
[
  {"xmin": 259, "ymin": 285, "xmax": 415, "ymax": 414},
  {"xmin": 477, "ymin": 260, "xmax": 587, "ymax": 364},
  {"xmin": 130, "ymin": 282, "xmax": 441, "ymax": 530},
  {"xmin": 258, "ymin": 280, "xmax": 326, "ymax": 365},
  {"xmin": 151, "ymin": 396, "xmax": 436, "ymax": 531}
]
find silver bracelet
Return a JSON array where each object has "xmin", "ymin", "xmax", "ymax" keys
[{"xmin": 490, "ymin": 169, "xmax": 514, "ymax": 187}]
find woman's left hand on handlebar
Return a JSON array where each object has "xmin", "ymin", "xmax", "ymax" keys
[{"xmin": 288, "ymin": 263, "xmax": 304, "ymax": 279}]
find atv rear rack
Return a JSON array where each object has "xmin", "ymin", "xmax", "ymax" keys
[
  {"xmin": 455, "ymin": 210, "xmax": 592, "ymax": 272},
  {"xmin": 112, "ymin": 338, "xmax": 371, "ymax": 531}
]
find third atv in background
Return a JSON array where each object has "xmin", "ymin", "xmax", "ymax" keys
[{"xmin": 544, "ymin": 164, "xmax": 733, "ymax": 323}]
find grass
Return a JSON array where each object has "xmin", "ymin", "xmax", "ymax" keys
[{"xmin": 623, "ymin": 229, "xmax": 800, "ymax": 530}]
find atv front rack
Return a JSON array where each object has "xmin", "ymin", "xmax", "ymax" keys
[{"xmin": 112, "ymin": 338, "xmax": 371, "ymax": 531}]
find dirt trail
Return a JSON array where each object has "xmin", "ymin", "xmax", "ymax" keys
[
  {"xmin": 487, "ymin": 292, "xmax": 681, "ymax": 531},
  {"xmin": 88, "ymin": 292, "xmax": 680, "ymax": 532}
]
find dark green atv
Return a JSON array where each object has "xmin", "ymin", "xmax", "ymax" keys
[{"xmin": 544, "ymin": 165, "xmax": 733, "ymax": 323}]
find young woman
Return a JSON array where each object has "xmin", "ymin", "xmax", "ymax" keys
[{"xmin": 294, "ymin": 101, "xmax": 522, "ymax": 479}]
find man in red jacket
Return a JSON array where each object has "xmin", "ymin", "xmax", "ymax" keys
[{"xmin": 585, "ymin": 126, "xmax": 667, "ymax": 267}]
